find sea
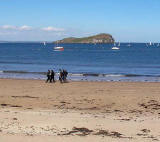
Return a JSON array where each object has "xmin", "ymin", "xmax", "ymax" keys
[{"xmin": 0, "ymin": 42, "xmax": 160, "ymax": 82}]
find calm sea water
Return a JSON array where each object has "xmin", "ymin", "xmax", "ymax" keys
[{"xmin": 0, "ymin": 42, "xmax": 160, "ymax": 82}]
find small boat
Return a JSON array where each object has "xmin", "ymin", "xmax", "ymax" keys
[
  {"xmin": 149, "ymin": 42, "xmax": 152, "ymax": 46},
  {"xmin": 112, "ymin": 47, "xmax": 119, "ymax": 50},
  {"xmin": 43, "ymin": 41, "xmax": 46, "ymax": 46},
  {"xmin": 54, "ymin": 41, "xmax": 64, "ymax": 51},
  {"xmin": 112, "ymin": 42, "xmax": 119, "ymax": 50},
  {"xmin": 54, "ymin": 46, "xmax": 64, "ymax": 51}
]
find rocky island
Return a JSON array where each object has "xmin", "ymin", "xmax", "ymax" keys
[{"xmin": 54, "ymin": 33, "xmax": 114, "ymax": 44}]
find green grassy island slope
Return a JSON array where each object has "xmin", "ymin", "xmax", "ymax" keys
[{"xmin": 54, "ymin": 33, "xmax": 115, "ymax": 44}]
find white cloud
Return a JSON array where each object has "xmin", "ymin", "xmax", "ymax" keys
[
  {"xmin": 1, "ymin": 25, "xmax": 64, "ymax": 32},
  {"xmin": 2, "ymin": 25, "xmax": 17, "ymax": 30},
  {"xmin": 0, "ymin": 25, "xmax": 68, "ymax": 41},
  {"xmin": 0, "ymin": 25, "xmax": 32, "ymax": 31},
  {"xmin": 19, "ymin": 25, "xmax": 32, "ymax": 30},
  {"xmin": 42, "ymin": 26, "xmax": 65, "ymax": 32}
]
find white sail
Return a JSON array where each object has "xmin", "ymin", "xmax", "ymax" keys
[{"xmin": 149, "ymin": 42, "xmax": 152, "ymax": 46}]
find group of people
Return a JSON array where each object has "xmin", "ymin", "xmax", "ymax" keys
[
  {"xmin": 46, "ymin": 69, "xmax": 68, "ymax": 83},
  {"xmin": 46, "ymin": 70, "xmax": 55, "ymax": 83},
  {"xmin": 59, "ymin": 69, "xmax": 68, "ymax": 83}
]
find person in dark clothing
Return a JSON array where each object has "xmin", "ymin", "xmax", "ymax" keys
[
  {"xmin": 46, "ymin": 70, "xmax": 51, "ymax": 83},
  {"xmin": 59, "ymin": 69, "xmax": 63, "ymax": 83},
  {"xmin": 50, "ymin": 70, "xmax": 55, "ymax": 83},
  {"xmin": 62, "ymin": 70, "xmax": 65, "ymax": 82},
  {"xmin": 63, "ymin": 69, "xmax": 68, "ymax": 82}
]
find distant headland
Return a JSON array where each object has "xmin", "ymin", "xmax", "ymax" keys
[{"xmin": 54, "ymin": 33, "xmax": 115, "ymax": 44}]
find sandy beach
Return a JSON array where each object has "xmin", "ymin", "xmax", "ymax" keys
[{"xmin": 0, "ymin": 79, "xmax": 160, "ymax": 142}]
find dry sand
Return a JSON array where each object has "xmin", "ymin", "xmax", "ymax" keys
[{"xmin": 0, "ymin": 78, "xmax": 160, "ymax": 141}]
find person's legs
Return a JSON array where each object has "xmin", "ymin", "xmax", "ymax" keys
[
  {"xmin": 49, "ymin": 76, "xmax": 52, "ymax": 83},
  {"xmin": 62, "ymin": 75, "xmax": 65, "ymax": 82},
  {"xmin": 59, "ymin": 77, "xmax": 62, "ymax": 83},
  {"xmin": 46, "ymin": 75, "xmax": 49, "ymax": 83}
]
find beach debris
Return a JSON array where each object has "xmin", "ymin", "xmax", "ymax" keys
[
  {"xmin": 137, "ymin": 129, "xmax": 150, "ymax": 136},
  {"xmin": 136, "ymin": 129, "xmax": 159, "ymax": 141},
  {"xmin": 13, "ymin": 118, "xmax": 18, "ymax": 120},
  {"xmin": 129, "ymin": 109, "xmax": 142, "ymax": 114},
  {"xmin": 11, "ymin": 95, "xmax": 39, "ymax": 99},
  {"xmin": 94, "ymin": 130, "xmax": 123, "ymax": 138},
  {"xmin": 0, "ymin": 103, "xmax": 22, "ymax": 108},
  {"xmin": 117, "ymin": 118, "xmax": 131, "ymax": 121},
  {"xmin": 59, "ymin": 127, "xmax": 128, "ymax": 138},
  {"xmin": 143, "ymin": 135, "xmax": 159, "ymax": 141},
  {"xmin": 26, "ymin": 108, "xmax": 33, "ymax": 110},
  {"xmin": 137, "ymin": 133, "xmax": 147, "ymax": 136},
  {"xmin": 141, "ymin": 129, "xmax": 150, "ymax": 133},
  {"xmin": 10, "ymin": 105, "xmax": 22, "ymax": 108},
  {"xmin": 94, "ymin": 130, "xmax": 109, "ymax": 136},
  {"xmin": 60, "ymin": 101, "xmax": 66, "ymax": 104},
  {"xmin": 114, "ymin": 109, "xmax": 123, "ymax": 112},
  {"xmin": 110, "ymin": 131, "xmax": 123, "ymax": 138},
  {"xmin": 73, "ymin": 127, "xmax": 93, "ymax": 133},
  {"xmin": 1, "ymin": 103, "xmax": 9, "ymax": 106},
  {"xmin": 62, "ymin": 127, "xmax": 93, "ymax": 136},
  {"xmin": 138, "ymin": 100, "xmax": 160, "ymax": 112}
]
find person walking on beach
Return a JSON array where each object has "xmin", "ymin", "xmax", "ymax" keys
[
  {"xmin": 46, "ymin": 70, "xmax": 51, "ymax": 83},
  {"xmin": 63, "ymin": 69, "xmax": 68, "ymax": 82},
  {"xmin": 59, "ymin": 69, "xmax": 63, "ymax": 83},
  {"xmin": 50, "ymin": 70, "xmax": 55, "ymax": 83}
]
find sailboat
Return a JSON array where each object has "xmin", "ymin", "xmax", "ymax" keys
[
  {"xmin": 54, "ymin": 41, "xmax": 64, "ymax": 51},
  {"xmin": 118, "ymin": 42, "xmax": 120, "ymax": 47},
  {"xmin": 112, "ymin": 42, "xmax": 119, "ymax": 50},
  {"xmin": 54, "ymin": 46, "xmax": 64, "ymax": 50},
  {"xmin": 43, "ymin": 41, "xmax": 46, "ymax": 46},
  {"xmin": 149, "ymin": 42, "xmax": 152, "ymax": 46}
]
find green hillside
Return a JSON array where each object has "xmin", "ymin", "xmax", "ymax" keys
[{"xmin": 54, "ymin": 33, "xmax": 114, "ymax": 44}]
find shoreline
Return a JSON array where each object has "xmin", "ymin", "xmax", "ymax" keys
[
  {"xmin": 0, "ymin": 77, "xmax": 160, "ymax": 84},
  {"xmin": 1, "ymin": 69, "xmax": 160, "ymax": 82},
  {"xmin": 1, "ymin": 76, "xmax": 160, "ymax": 83}
]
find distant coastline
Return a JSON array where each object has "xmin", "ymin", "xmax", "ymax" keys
[{"xmin": 54, "ymin": 33, "xmax": 115, "ymax": 44}]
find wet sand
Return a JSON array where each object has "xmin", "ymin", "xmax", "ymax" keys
[{"xmin": 0, "ymin": 79, "xmax": 160, "ymax": 141}]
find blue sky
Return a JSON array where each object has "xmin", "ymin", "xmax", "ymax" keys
[{"xmin": 0, "ymin": 0, "xmax": 160, "ymax": 42}]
